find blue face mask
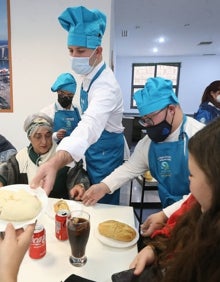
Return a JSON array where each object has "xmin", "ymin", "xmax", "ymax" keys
[{"xmin": 71, "ymin": 49, "xmax": 97, "ymax": 75}]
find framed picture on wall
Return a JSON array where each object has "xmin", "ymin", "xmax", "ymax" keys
[{"xmin": 0, "ymin": 0, "xmax": 13, "ymax": 112}]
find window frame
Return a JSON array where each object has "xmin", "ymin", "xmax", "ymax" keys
[{"xmin": 131, "ymin": 62, "xmax": 181, "ymax": 109}]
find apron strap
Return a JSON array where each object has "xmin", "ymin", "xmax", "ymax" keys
[
  {"xmin": 73, "ymin": 106, "xmax": 81, "ymax": 122},
  {"xmin": 80, "ymin": 63, "xmax": 106, "ymax": 113},
  {"xmin": 178, "ymin": 114, "xmax": 187, "ymax": 140}
]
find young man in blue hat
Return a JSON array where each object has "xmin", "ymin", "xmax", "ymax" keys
[
  {"xmin": 31, "ymin": 6, "xmax": 127, "ymax": 205},
  {"xmin": 76, "ymin": 77, "xmax": 204, "ymax": 217},
  {"xmin": 40, "ymin": 73, "xmax": 80, "ymax": 143}
]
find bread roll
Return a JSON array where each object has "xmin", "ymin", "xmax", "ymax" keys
[
  {"xmin": 53, "ymin": 199, "xmax": 70, "ymax": 213},
  {"xmin": 144, "ymin": 170, "xmax": 153, "ymax": 181},
  {"xmin": 98, "ymin": 220, "xmax": 136, "ymax": 242},
  {"xmin": 0, "ymin": 189, "xmax": 42, "ymax": 221}
]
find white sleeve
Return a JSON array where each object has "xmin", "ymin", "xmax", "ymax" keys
[
  {"xmin": 57, "ymin": 85, "xmax": 122, "ymax": 162},
  {"xmin": 52, "ymin": 132, "xmax": 59, "ymax": 142},
  {"xmin": 162, "ymin": 193, "xmax": 191, "ymax": 218},
  {"xmin": 102, "ymin": 137, "xmax": 150, "ymax": 193}
]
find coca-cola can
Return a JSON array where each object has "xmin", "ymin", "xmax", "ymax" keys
[
  {"xmin": 55, "ymin": 210, "xmax": 70, "ymax": 241},
  {"xmin": 29, "ymin": 224, "xmax": 46, "ymax": 259}
]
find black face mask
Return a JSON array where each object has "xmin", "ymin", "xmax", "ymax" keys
[
  {"xmin": 58, "ymin": 96, "xmax": 73, "ymax": 108},
  {"xmin": 146, "ymin": 120, "xmax": 172, "ymax": 142}
]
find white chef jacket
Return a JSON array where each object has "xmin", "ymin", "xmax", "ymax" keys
[{"xmin": 57, "ymin": 61, "xmax": 125, "ymax": 162}]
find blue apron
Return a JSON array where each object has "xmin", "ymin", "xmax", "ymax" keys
[
  {"xmin": 148, "ymin": 115, "xmax": 190, "ymax": 208},
  {"xmin": 80, "ymin": 64, "xmax": 124, "ymax": 205},
  {"xmin": 53, "ymin": 104, "xmax": 81, "ymax": 137}
]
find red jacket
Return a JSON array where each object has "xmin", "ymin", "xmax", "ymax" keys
[{"xmin": 151, "ymin": 194, "xmax": 196, "ymax": 238}]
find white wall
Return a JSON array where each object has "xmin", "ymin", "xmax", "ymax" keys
[
  {"xmin": 115, "ymin": 55, "xmax": 220, "ymax": 115},
  {"xmin": 2, "ymin": 0, "xmax": 220, "ymax": 151},
  {"xmin": 0, "ymin": 0, "xmax": 112, "ymax": 150}
]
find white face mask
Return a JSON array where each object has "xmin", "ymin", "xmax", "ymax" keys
[
  {"xmin": 216, "ymin": 95, "xmax": 220, "ymax": 103},
  {"xmin": 70, "ymin": 49, "xmax": 97, "ymax": 75}
]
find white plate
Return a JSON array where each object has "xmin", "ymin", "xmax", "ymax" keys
[
  {"xmin": 0, "ymin": 184, "xmax": 48, "ymax": 232},
  {"xmin": 46, "ymin": 198, "xmax": 82, "ymax": 220},
  {"xmin": 94, "ymin": 223, "xmax": 139, "ymax": 248}
]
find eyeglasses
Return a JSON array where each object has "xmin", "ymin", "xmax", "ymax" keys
[
  {"xmin": 57, "ymin": 91, "xmax": 74, "ymax": 98},
  {"xmin": 138, "ymin": 107, "xmax": 167, "ymax": 127}
]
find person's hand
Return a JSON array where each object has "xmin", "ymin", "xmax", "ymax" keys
[
  {"xmin": 30, "ymin": 151, "xmax": 73, "ymax": 195},
  {"xmin": 69, "ymin": 184, "xmax": 86, "ymax": 200},
  {"xmin": 140, "ymin": 211, "xmax": 167, "ymax": 237},
  {"xmin": 81, "ymin": 183, "xmax": 111, "ymax": 206},
  {"xmin": 56, "ymin": 129, "xmax": 66, "ymax": 140},
  {"xmin": 129, "ymin": 245, "xmax": 155, "ymax": 275},
  {"xmin": 30, "ymin": 161, "xmax": 57, "ymax": 195},
  {"xmin": 0, "ymin": 223, "xmax": 35, "ymax": 282}
]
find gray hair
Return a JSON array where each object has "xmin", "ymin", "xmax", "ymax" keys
[{"xmin": 24, "ymin": 112, "xmax": 53, "ymax": 137}]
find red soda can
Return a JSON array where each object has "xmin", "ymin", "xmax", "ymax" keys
[
  {"xmin": 29, "ymin": 224, "xmax": 46, "ymax": 259},
  {"xmin": 55, "ymin": 210, "xmax": 70, "ymax": 240}
]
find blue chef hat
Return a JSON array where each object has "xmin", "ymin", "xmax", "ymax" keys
[
  {"xmin": 58, "ymin": 6, "xmax": 106, "ymax": 48},
  {"xmin": 51, "ymin": 73, "xmax": 77, "ymax": 94},
  {"xmin": 134, "ymin": 77, "xmax": 179, "ymax": 116}
]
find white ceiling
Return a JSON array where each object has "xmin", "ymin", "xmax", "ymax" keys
[{"xmin": 114, "ymin": 0, "xmax": 220, "ymax": 57}]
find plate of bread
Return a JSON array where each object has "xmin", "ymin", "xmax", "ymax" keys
[
  {"xmin": 46, "ymin": 198, "xmax": 82, "ymax": 219},
  {"xmin": 95, "ymin": 220, "xmax": 139, "ymax": 248},
  {"xmin": 0, "ymin": 184, "xmax": 48, "ymax": 231}
]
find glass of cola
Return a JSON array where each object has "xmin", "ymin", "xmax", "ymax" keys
[{"xmin": 67, "ymin": 210, "xmax": 90, "ymax": 267}]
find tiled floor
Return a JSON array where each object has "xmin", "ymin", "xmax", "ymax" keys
[{"xmin": 119, "ymin": 178, "xmax": 161, "ymax": 229}]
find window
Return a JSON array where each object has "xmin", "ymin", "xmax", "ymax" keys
[{"xmin": 131, "ymin": 62, "xmax": 181, "ymax": 108}]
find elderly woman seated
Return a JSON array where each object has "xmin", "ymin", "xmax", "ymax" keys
[{"xmin": 0, "ymin": 113, "xmax": 89, "ymax": 199}]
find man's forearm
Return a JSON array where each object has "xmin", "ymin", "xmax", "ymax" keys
[{"xmin": 51, "ymin": 150, "xmax": 74, "ymax": 170}]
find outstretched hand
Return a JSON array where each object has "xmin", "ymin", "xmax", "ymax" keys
[
  {"xmin": 81, "ymin": 183, "xmax": 111, "ymax": 206},
  {"xmin": 30, "ymin": 150, "xmax": 73, "ymax": 195},
  {"xmin": 140, "ymin": 211, "xmax": 167, "ymax": 237},
  {"xmin": 30, "ymin": 161, "xmax": 57, "ymax": 196}
]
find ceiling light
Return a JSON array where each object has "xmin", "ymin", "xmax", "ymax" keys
[
  {"xmin": 153, "ymin": 47, "xmax": 158, "ymax": 53},
  {"xmin": 158, "ymin": 37, "xmax": 165, "ymax": 43}
]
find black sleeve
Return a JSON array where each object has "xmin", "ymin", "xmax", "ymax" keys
[{"xmin": 66, "ymin": 159, "xmax": 90, "ymax": 191}]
